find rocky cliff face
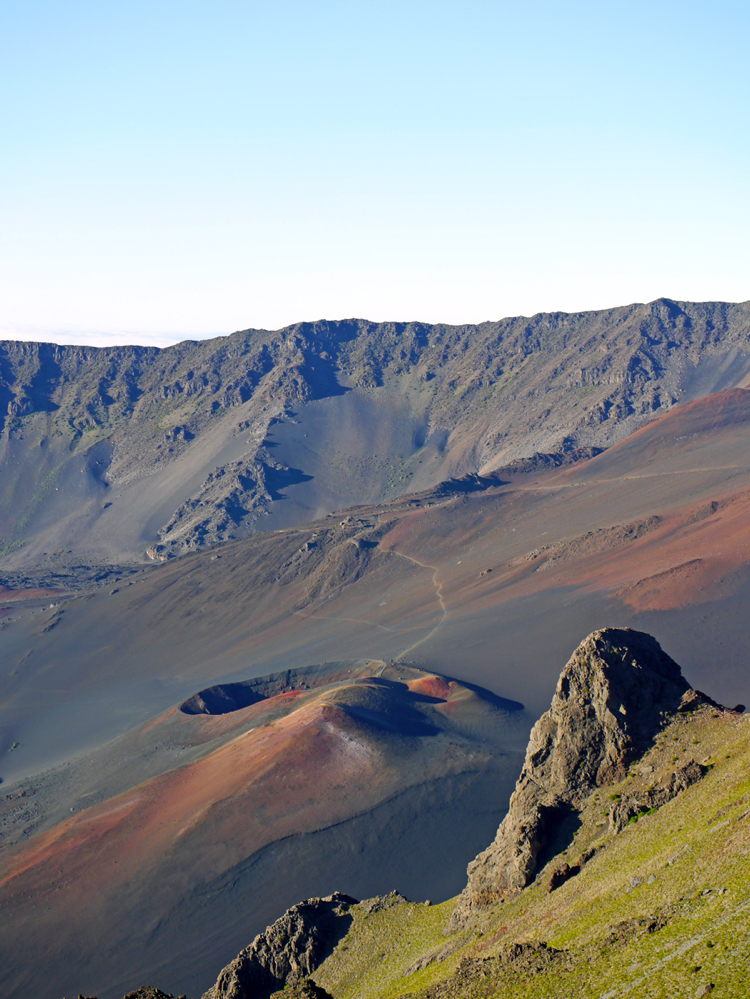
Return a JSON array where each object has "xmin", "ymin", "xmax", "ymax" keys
[
  {"xmin": 201, "ymin": 893, "xmax": 357, "ymax": 999},
  {"xmin": 193, "ymin": 629, "xmax": 706, "ymax": 995},
  {"xmin": 3, "ymin": 299, "xmax": 750, "ymax": 565},
  {"xmin": 66, "ymin": 627, "xmax": 737, "ymax": 998},
  {"xmin": 448, "ymin": 628, "xmax": 695, "ymax": 929}
]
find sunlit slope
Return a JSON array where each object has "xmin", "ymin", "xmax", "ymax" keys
[
  {"xmin": 311, "ymin": 706, "xmax": 750, "ymax": 999},
  {"xmin": 0, "ymin": 663, "xmax": 526, "ymax": 999},
  {"xmin": 2, "ymin": 299, "xmax": 750, "ymax": 563},
  {"xmin": 5, "ymin": 388, "xmax": 750, "ymax": 784}
]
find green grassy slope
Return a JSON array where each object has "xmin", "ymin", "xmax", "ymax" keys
[{"xmin": 312, "ymin": 705, "xmax": 750, "ymax": 999}]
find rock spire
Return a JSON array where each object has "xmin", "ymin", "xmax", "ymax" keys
[
  {"xmin": 449, "ymin": 628, "xmax": 692, "ymax": 929},
  {"xmin": 202, "ymin": 893, "xmax": 357, "ymax": 999}
]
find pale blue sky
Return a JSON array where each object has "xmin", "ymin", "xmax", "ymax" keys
[{"xmin": 1, "ymin": 1, "xmax": 748, "ymax": 345}]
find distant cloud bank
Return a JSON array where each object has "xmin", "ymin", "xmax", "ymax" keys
[{"xmin": 0, "ymin": 326, "xmax": 222, "ymax": 349}]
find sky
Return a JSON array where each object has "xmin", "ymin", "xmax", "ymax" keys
[{"xmin": 1, "ymin": 1, "xmax": 749, "ymax": 347}]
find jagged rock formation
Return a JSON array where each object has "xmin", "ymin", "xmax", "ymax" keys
[
  {"xmin": 3, "ymin": 298, "xmax": 750, "ymax": 563},
  {"xmin": 146, "ymin": 455, "xmax": 273, "ymax": 559},
  {"xmin": 202, "ymin": 893, "xmax": 357, "ymax": 999},
  {"xmin": 202, "ymin": 893, "xmax": 412, "ymax": 999},
  {"xmin": 493, "ymin": 446, "xmax": 605, "ymax": 475},
  {"xmin": 269, "ymin": 980, "xmax": 333, "ymax": 999},
  {"xmin": 608, "ymin": 758, "xmax": 707, "ymax": 832},
  {"xmin": 449, "ymin": 628, "xmax": 695, "ymax": 928},
  {"xmin": 201, "ymin": 892, "xmax": 412, "ymax": 999},
  {"xmin": 75, "ymin": 989, "xmax": 187, "ymax": 999},
  {"xmin": 121, "ymin": 989, "xmax": 187, "ymax": 999},
  {"xmin": 357, "ymin": 889, "xmax": 411, "ymax": 914},
  {"xmin": 56, "ymin": 631, "xmax": 748, "ymax": 999}
]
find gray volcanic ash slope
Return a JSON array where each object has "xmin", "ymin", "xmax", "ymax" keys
[
  {"xmin": 6, "ymin": 385, "xmax": 750, "ymax": 791},
  {"xmin": 198, "ymin": 627, "xmax": 747, "ymax": 999},
  {"xmin": 5, "ymin": 303, "xmax": 750, "ymax": 996},
  {"xmin": 1, "ymin": 298, "xmax": 750, "ymax": 565},
  {"xmin": 0, "ymin": 663, "xmax": 526, "ymax": 999}
]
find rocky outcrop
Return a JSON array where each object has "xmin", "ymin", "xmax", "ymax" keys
[
  {"xmin": 449, "ymin": 628, "xmax": 693, "ymax": 929},
  {"xmin": 201, "ymin": 893, "xmax": 357, "ymax": 999},
  {"xmin": 608, "ymin": 758, "xmax": 707, "ymax": 832},
  {"xmin": 269, "ymin": 980, "xmax": 333, "ymax": 999},
  {"xmin": 153, "ymin": 455, "xmax": 277, "ymax": 557},
  {"xmin": 4, "ymin": 300, "xmax": 750, "ymax": 564},
  {"xmin": 78, "ymin": 989, "xmax": 188, "ymax": 999},
  {"xmin": 121, "ymin": 989, "xmax": 187, "ymax": 999},
  {"xmin": 357, "ymin": 889, "xmax": 411, "ymax": 914}
]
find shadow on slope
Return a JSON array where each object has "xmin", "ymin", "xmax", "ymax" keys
[{"xmin": 0, "ymin": 662, "xmax": 526, "ymax": 999}]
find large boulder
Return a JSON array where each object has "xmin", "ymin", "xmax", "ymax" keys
[
  {"xmin": 202, "ymin": 893, "xmax": 356, "ymax": 999},
  {"xmin": 449, "ymin": 628, "xmax": 692, "ymax": 929}
]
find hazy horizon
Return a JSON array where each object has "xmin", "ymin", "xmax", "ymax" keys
[
  {"xmin": 2, "ymin": 1, "xmax": 748, "ymax": 344},
  {"xmin": 4, "ymin": 293, "xmax": 750, "ymax": 350}
]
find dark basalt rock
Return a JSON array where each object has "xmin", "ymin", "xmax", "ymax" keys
[
  {"xmin": 449, "ymin": 628, "xmax": 694, "ymax": 929},
  {"xmin": 269, "ymin": 980, "xmax": 333, "ymax": 999},
  {"xmin": 357, "ymin": 889, "xmax": 411, "ymax": 914},
  {"xmin": 77, "ymin": 989, "xmax": 189, "ymax": 999},
  {"xmin": 122, "ymin": 989, "xmax": 188, "ymax": 999},
  {"xmin": 609, "ymin": 759, "xmax": 708, "ymax": 832},
  {"xmin": 202, "ymin": 893, "xmax": 357, "ymax": 999}
]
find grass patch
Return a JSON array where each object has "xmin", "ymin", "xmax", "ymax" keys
[
  {"xmin": 313, "ymin": 711, "xmax": 750, "ymax": 999},
  {"xmin": 315, "ymin": 899, "xmax": 460, "ymax": 999}
]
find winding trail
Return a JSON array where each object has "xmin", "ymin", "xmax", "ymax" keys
[
  {"xmin": 290, "ymin": 537, "xmax": 450, "ymax": 660},
  {"xmin": 383, "ymin": 548, "xmax": 448, "ymax": 662},
  {"xmin": 516, "ymin": 464, "xmax": 748, "ymax": 493}
]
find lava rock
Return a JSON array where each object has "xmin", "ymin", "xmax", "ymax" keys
[
  {"xmin": 449, "ymin": 628, "xmax": 692, "ymax": 928},
  {"xmin": 202, "ymin": 893, "xmax": 357, "ymax": 999}
]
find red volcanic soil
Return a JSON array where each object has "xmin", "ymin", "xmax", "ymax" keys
[
  {"xmin": 456, "ymin": 488, "xmax": 750, "ymax": 613},
  {"xmin": 406, "ymin": 674, "xmax": 454, "ymax": 700},
  {"xmin": 621, "ymin": 387, "xmax": 750, "ymax": 439},
  {"xmin": 381, "ymin": 389, "xmax": 750, "ymax": 619},
  {"xmin": 0, "ymin": 663, "xmax": 525, "ymax": 999},
  {"xmin": 1, "ymin": 700, "xmax": 388, "ymax": 900},
  {"xmin": 0, "ymin": 585, "xmax": 65, "ymax": 601},
  {"xmin": 615, "ymin": 559, "xmax": 706, "ymax": 612},
  {"xmin": 636, "ymin": 387, "xmax": 750, "ymax": 433},
  {"xmin": 563, "ymin": 387, "xmax": 750, "ymax": 485},
  {"xmin": 6, "ymin": 385, "xmax": 750, "ymax": 792},
  {"xmin": 355, "ymin": 387, "xmax": 750, "ymax": 714},
  {"xmin": 6, "ymin": 387, "xmax": 750, "ymax": 995}
]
